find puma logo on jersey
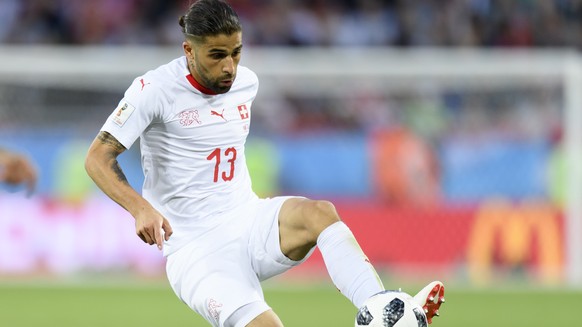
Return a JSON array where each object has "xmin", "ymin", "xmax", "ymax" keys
[
  {"xmin": 140, "ymin": 78, "xmax": 151, "ymax": 91},
  {"xmin": 211, "ymin": 109, "xmax": 227, "ymax": 121}
]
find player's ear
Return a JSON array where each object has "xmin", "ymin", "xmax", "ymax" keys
[{"xmin": 182, "ymin": 41, "xmax": 193, "ymax": 58}]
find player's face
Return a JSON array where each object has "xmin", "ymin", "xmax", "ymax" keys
[{"xmin": 184, "ymin": 32, "xmax": 243, "ymax": 94}]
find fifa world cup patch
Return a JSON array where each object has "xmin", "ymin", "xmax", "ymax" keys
[{"xmin": 112, "ymin": 101, "xmax": 136, "ymax": 127}]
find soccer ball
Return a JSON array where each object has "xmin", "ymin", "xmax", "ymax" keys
[{"xmin": 355, "ymin": 290, "xmax": 428, "ymax": 327}]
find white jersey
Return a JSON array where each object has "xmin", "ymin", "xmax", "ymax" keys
[{"xmin": 101, "ymin": 56, "xmax": 259, "ymax": 255}]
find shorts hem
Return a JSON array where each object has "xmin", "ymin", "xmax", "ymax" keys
[{"xmin": 227, "ymin": 301, "xmax": 271, "ymax": 327}]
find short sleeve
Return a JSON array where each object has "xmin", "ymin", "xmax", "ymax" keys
[{"xmin": 100, "ymin": 76, "xmax": 163, "ymax": 149}]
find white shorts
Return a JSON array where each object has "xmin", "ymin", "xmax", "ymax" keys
[{"xmin": 165, "ymin": 196, "xmax": 314, "ymax": 327}]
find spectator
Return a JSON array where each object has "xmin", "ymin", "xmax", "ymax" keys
[
  {"xmin": 1, "ymin": 0, "xmax": 580, "ymax": 49},
  {"xmin": 0, "ymin": 148, "xmax": 37, "ymax": 195}
]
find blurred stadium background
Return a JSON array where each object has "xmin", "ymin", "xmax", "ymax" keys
[{"xmin": 1, "ymin": 0, "xmax": 582, "ymax": 326}]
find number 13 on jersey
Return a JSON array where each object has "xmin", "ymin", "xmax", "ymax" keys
[{"xmin": 207, "ymin": 147, "xmax": 237, "ymax": 182}]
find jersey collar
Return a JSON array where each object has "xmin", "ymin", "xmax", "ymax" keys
[{"xmin": 186, "ymin": 74, "xmax": 218, "ymax": 96}]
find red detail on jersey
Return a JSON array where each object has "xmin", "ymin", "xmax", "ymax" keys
[
  {"xmin": 207, "ymin": 147, "xmax": 237, "ymax": 183},
  {"xmin": 237, "ymin": 104, "xmax": 249, "ymax": 119},
  {"xmin": 140, "ymin": 78, "xmax": 150, "ymax": 91},
  {"xmin": 222, "ymin": 147, "xmax": 237, "ymax": 181},
  {"xmin": 210, "ymin": 109, "xmax": 227, "ymax": 121},
  {"xmin": 207, "ymin": 148, "xmax": 221, "ymax": 182},
  {"xmin": 179, "ymin": 109, "xmax": 201, "ymax": 126},
  {"xmin": 186, "ymin": 74, "xmax": 217, "ymax": 95}
]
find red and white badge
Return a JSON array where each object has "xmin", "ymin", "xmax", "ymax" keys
[{"xmin": 237, "ymin": 104, "xmax": 249, "ymax": 120}]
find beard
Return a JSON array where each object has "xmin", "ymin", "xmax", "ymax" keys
[{"xmin": 196, "ymin": 66, "xmax": 235, "ymax": 94}]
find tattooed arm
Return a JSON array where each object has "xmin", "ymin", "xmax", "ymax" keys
[{"xmin": 85, "ymin": 131, "xmax": 172, "ymax": 249}]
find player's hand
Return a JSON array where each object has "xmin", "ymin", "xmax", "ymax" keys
[
  {"xmin": 0, "ymin": 153, "xmax": 37, "ymax": 196},
  {"xmin": 134, "ymin": 207, "xmax": 173, "ymax": 250}
]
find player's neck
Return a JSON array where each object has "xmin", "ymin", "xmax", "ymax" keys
[{"xmin": 186, "ymin": 73, "xmax": 217, "ymax": 95}]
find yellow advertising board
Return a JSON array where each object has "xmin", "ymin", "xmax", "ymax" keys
[{"xmin": 467, "ymin": 200, "xmax": 563, "ymax": 284}]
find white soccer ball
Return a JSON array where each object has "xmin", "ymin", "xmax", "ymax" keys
[{"xmin": 355, "ymin": 290, "xmax": 427, "ymax": 327}]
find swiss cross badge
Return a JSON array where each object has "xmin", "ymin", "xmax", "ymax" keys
[{"xmin": 237, "ymin": 104, "xmax": 249, "ymax": 119}]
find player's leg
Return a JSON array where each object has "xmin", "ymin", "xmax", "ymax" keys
[
  {"xmin": 276, "ymin": 197, "xmax": 445, "ymax": 324},
  {"xmin": 277, "ymin": 197, "xmax": 385, "ymax": 308}
]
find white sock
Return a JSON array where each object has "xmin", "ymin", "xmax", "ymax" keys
[{"xmin": 317, "ymin": 221, "xmax": 384, "ymax": 308}]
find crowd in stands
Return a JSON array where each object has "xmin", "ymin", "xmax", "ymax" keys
[
  {"xmin": 0, "ymin": 0, "xmax": 565, "ymax": 139},
  {"xmin": 0, "ymin": 0, "xmax": 580, "ymax": 48},
  {"xmin": 0, "ymin": 0, "xmax": 568, "ymax": 203}
]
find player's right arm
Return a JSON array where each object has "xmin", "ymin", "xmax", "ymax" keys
[{"xmin": 85, "ymin": 131, "xmax": 172, "ymax": 250}]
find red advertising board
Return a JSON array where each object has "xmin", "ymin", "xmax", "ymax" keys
[
  {"xmin": 0, "ymin": 195, "xmax": 564, "ymax": 283},
  {"xmin": 303, "ymin": 199, "xmax": 564, "ymax": 284}
]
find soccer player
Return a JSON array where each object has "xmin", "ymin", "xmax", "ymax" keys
[
  {"xmin": 0, "ymin": 148, "xmax": 37, "ymax": 195},
  {"xmin": 84, "ymin": 1, "xmax": 444, "ymax": 326}
]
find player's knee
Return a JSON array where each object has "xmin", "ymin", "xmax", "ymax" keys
[{"xmin": 303, "ymin": 200, "xmax": 341, "ymax": 236}]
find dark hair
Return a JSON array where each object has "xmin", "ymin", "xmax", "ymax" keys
[{"xmin": 179, "ymin": 0, "xmax": 241, "ymax": 42}]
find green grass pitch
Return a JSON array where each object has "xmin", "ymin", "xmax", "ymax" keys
[{"xmin": 0, "ymin": 281, "xmax": 578, "ymax": 326}]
